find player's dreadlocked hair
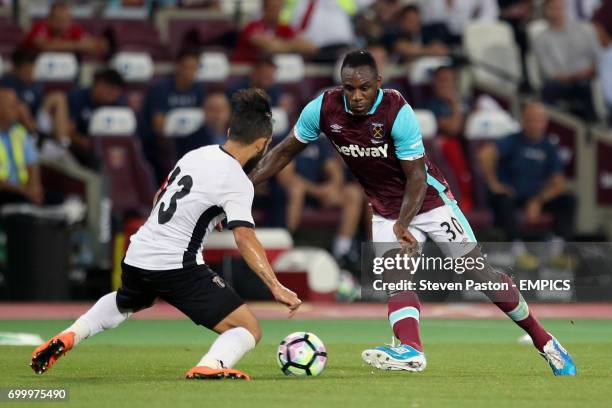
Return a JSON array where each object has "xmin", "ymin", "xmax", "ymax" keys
[
  {"xmin": 341, "ymin": 50, "xmax": 379, "ymax": 77},
  {"xmin": 229, "ymin": 88, "xmax": 273, "ymax": 144}
]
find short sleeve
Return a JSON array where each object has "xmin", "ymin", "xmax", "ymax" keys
[
  {"xmin": 391, "ymin": 104, "xmax": 425, "ymax": 160},
  {"xmin": 495, "ymin": 134, "xmax": 517, "ymax": 160},
  {"xmin": 293, "ymin": 93, "xmax": 323, "ymax": 143},
  {"xmin": 220, "ymin": 172, "xmax": 255, "ymax": 229}
]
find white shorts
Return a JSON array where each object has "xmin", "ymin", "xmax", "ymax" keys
[{"xmin": 372, "ymin": 203, "xmax": 477, "ymax": 259}]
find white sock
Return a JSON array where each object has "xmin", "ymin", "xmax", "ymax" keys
[
  {"xmin": 63, "ymin": 292, "xmax": 132, "ymax": 346},
  {"xmin": 197, "ymin": 327, "xmax": 256, "ymax": 369},
  {"xmin": 333, "ymin": 236, "xmax": 352, "ymax": 258}
]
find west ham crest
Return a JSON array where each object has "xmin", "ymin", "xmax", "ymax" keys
[{"xmin": 371, "ymin": 122, "xmax": 384, "ymax": 144}]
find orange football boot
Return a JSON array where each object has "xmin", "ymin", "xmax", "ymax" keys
[
  {"xmin": 185, "ymin": 366, "xmax": 251, "ymax": 380},
  {"xmin": 30, "ymin": 331, "xmax": 76, "ymax": 374}
]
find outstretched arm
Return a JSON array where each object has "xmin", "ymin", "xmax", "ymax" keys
[
  {"xmin": 249, "ymin": 129, "xmax": 307, "ymax": 186},
  {"xmin": 233, "ymin": 226, "xmax": 302, "ymax": 316}
]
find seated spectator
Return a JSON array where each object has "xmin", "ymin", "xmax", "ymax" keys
[
  {"xmin": 534, "ymin": 0, "xmax": 600, "ymax": 121},
  {"xmin": 277, "ymin": 137, "xmax": 364, "ymax": 262},
  {"xmin": 382, "ymin": 5, "xmax": 450, "ymax": 63},
  {"xmin": 288, "ymin": 0, "xmax": 359, "ymax": 62},
  {"xmin": 479, "ymin": 102, "xmax": 575, "ymax": 268},
  {"xmin": 423, "ymin": 65, "xmax": 474, "ymax": 210},
  {"xmin": 0, "ymin": 48, "xmax": 70, "ymax": 146},
  {"xmin": 68, "ymin": 69, "xmax": 127, "ymax": 169},
  {"xmin": 232, "ymin": 0, "xmax": 318, "ymax": 63},
  {"xmin": 592, "ymin": 0, "xmax": 612, "ymax": 118},
  {"xmin": 498, "ymin": 0, "xmax": 532, "ymax": 88},
  {"xmin": 23, "ymin": 1, "xmax": 107, "ymax": 57},
  {"xmin": 420, "ymin": 0, "xmax": 499, "ymax": 45},
  {"xmin": 354, "ymin": 0, "xmax": 403, "ymax": 45},
  {"xmin": 229, "ymin": 56, "xmax": 283, "ymax": 107},
  {"xmin": 139, "ymin": 50, "xmax": 205, "ymax": 182},
  {"xmin": 175, "ymin": 92, "xmax": 230, "ymax": 158},
  {"xmin": 0, "ymin": 88, "xmax": 43, "ymax": 206}
]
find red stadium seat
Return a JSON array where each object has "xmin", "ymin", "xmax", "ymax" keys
[{"xmin": 0, "ymin": 17, "xmax": 23, "ymax": 55}]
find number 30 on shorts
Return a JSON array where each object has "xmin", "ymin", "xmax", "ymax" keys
[{"xmin": 440, "ymin": 217, "xmax": 465, "ymax": 241}]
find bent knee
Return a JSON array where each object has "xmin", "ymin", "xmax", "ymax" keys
[{"xmin": 248, "ymin": 322, "xmax": 263, "ymax": 344}]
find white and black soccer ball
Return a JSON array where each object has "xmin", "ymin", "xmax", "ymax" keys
[{"xmin": 277, "ymin": 332, "xmax": 327, "ymax": 376}]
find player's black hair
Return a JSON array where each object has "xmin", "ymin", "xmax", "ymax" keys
[
  {"xmin": 93, "ymin": 68, "xmax": 125, "ymax": 88},
  {"xmin": 228, "ymin": 89, "xmax": 273, "ymax": 144},
  {"xmin": 11, "ymin": 48, "xmax": 37, "ymax": 67},
  {"xmin": 340, "ymin": 50, "xmax": 379, "ymax": 77}
]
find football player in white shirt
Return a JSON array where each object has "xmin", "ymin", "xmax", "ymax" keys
[{"xmin": 31, "ymin": 89, "xmax": 301, "ymax": 381}]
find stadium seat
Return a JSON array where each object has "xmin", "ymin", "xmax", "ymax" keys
[
  {"xmin": 271, "ymin": 107, "xmax": 289, "ymax": 138},
  {"xmin": 110, "ymin": 52, "xmax": 154, "ymax": 83},
  {"xmin": 162, "ymin": 13, "xmax": 235, "ymax": 58},
  {"xmin": 273, "ymin": 54, "xmax": 305, "ymax": 84},
  {"xmin": 413, "ymin": 109, "xmax": 438, "ymax": 140},
  {"xmin": 465, "ymin": 110, "xmax": 521, "ymax": 141},
  {"xmin": 88, "ymin": 107, "xmax": 155, "ymax": 218},
  {"xmin": 33, "ymin": 52, "xmax": 79, "ymax": 85},
  {"xmin": 88, "ymin": 107, "xmax": 137, "ymax": 137},
  {"xmin": 105, "ymin": 20, "xmax": 170, "ymax": 61},
  {"xmin": 464, "ymin": 22, "xmax": 522, "ymax": 90},
  {"xmin": 163, "ymin": 108, "xmax": 204, "ymax": 138},
  {"xmin": 0, "ymin": 17, "xmax": 23, "ymax": 55},
  {"xmin": 197, "ymin": 51, "xmax": 230, "ymax": 82}
]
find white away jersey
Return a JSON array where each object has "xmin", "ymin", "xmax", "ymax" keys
[{"xmin": 125, "ymin": 145, "xmax": 255, "ymax": 270}]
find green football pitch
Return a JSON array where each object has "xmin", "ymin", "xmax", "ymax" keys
[{"xmin": 1, "ymin": 319, "xmax": 611, "ymax": 408}]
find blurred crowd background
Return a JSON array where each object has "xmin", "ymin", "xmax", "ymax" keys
[{"xmin": 0, "ymin": 0, "xmax": 611, "ymax": 301}]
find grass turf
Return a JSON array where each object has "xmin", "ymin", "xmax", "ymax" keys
[{"xmin": 1, "ymin": 319, "xmax": 611, "ymax": 407}]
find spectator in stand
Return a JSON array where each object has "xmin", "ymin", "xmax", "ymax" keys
[
  {"xmin": 175, "ymin": 92, "xmax": 230, "ymax": 158},
  {"xmin": 423, "ymin": 65, "xmax": 474, "ymax": 211},
  {"xmin": 420, "ymin": 0, "xmax": 499, "ymax": 45},
  {"xmin": 232, "ymin": 0, "xmax": 318, "ymax": 63},
  {"xmin": 354, "ymin": 0, "xmax": 403, "ymax": 46},
  {"xmin": 68, "ymin": 69, "xmax": 127, "ymax": 169},
  {"xmin": 0, "ymin": 48, "xmax": 71, "ymax": 146},
  {"xmin": 229, "ymin": 56, "xmax": 283, "ymax": 107},
  {"xmin": 139, "ymin": 49, "xmax": 205, "ymax": 182},
  {"xmin": 277, "ymin": 137, "xmax": 364, "ymax": 263},
  {"xmin": 381, "ymin": 4, "xmax": 450, "ymax": 63},
  {"xmin": 479, "ymin": 102, "xmax": 575, "ymax": 268},
  {"xmin": 0, "ymin": 88, "xmax": 43, "ymax": 206},
  {"xmin": 534, "ymin": 0, "xmax": 601, "ymax": 120},
  {"xmin": 23, "ymin": 1, "xmax": 107, "ymax": 57},
  {"xmin": 288, "ymin": 0, "xmax": 359, "ymax": 62},
  {"xmin": 592, "ymin": 0, "xmax": 612, "ymax": 118}
]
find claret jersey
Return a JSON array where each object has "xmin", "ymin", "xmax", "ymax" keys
[{"xmin": 294, "ymin": 87, "xmax": 453, "ymax": 219}]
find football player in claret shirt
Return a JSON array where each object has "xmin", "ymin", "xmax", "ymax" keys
[{"xmin": 250, "ymin": 50, "xmax": 576, "ymax": 376}]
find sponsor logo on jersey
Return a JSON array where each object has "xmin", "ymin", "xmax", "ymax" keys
[{"xmin": 330, "ymin": 139, "xmax": 389, "ymax": 158}]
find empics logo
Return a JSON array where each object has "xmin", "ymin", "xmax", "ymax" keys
[{"xmin": 331, "ymin": 139, "xmax": 389, "ymax": 158}]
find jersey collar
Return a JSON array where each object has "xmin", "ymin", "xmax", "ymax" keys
[{"xmin": 343, "ymin": 89, "xmax": 383, "ymax": 115}]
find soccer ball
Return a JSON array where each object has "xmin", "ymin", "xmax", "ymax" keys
[{"xmin": 277, "ymin": 332, "xmax": 327, "ymax": 376}]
